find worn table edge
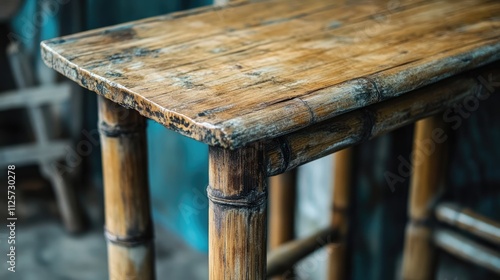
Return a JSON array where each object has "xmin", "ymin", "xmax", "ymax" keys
[{"xmin": 39, "ymin": 0, "xmax": 500, "ymax": 149}]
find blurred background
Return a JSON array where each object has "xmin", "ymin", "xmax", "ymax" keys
[{"xmin": 0, "ymin": 0, "xmax": 499, "ymax": 279}]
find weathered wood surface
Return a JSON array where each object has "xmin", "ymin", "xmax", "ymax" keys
[
  {"xmin": 401, "ymin": 115, "xmax": 448, "ymax": 280},
  {"xmin": 265, "ymin": 63, "xmax": 500, "ymax": 176},
  {"xmin": 41, "ymin": 0, "xmax": 500, "ymax": 149},
  {"xmin": 208, "ymin": 143, "xmax": 267, "ymax": 279},
  {"xmin": 436, "ymin": 202, "xmax": 500, "ymax": 245},
  {"xmin": 99, "ymin": 97, "xmax": 155, "ymax": 279},
  {"xmin": 267, "ymin": 226, "xmax": 337, "ymax": 277},
  {"xmin": 433, "ymin": 229, "xmax": 500, "ymax": 275}
]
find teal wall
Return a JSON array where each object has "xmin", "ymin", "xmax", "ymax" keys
[
  {"xmin": 87, "ymin": 0, "xmax": 212, "ymax": 29},
  {"xmin": 147, "ymin": 121, "xmax": 209, "ymax": 251}
]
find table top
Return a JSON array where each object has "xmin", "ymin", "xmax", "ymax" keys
[{"xmin": 41, "ymin": 0, "xmax": 500, "ymax": 148}]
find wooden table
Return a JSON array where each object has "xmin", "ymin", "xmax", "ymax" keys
[{"xmin": 41, "ymin": 0, "xmax": 500, "ymax": 279}]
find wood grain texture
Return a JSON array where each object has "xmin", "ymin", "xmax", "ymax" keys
[
  {"xmin": 41, "ymin": 0, "xmax": 500, "ymax": 149},
  {"xmin": 401, "ymin": 115, "xmax": 448, "ymax": 280},
  {"xmin": 98, "ymin": 97, "xmax": 155, "ymax": 280},
  {"xmin": 208, "ymin": 143, "xmax": 267, "ymax": 279},
  {"xmin": 266, "ymin": 63, "xmax": 500, "ymax": 176},
  {"xmin": 436, "ymin": 202, "xmax": 500, "ymax": 245},
  {"xmin": 328, "ymin": 148, "xmax": 353, "ymax": 280}
]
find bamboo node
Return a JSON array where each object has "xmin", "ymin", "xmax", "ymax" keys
[
  {"xmin": 98, "ymin": 121, "xmax": 144, "ymax": 137},
  {"xmin": 409, "ymin": 217, "xmax": 433, "ymax": 228},
  {"xmin": 207, "ymin": 186, "xmax": 266, "ymax": 208},
  {"xmin": 104, "ymin": 227, "xmax": 153, "ymax": 247},
  {"xmin": 331, "ymin": 205, "xmax": 348, "ymax": 213}
]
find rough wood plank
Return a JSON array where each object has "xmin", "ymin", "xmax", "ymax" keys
[
  {"xmin": 266, "ymin": 62, "xmax": 499, "ymax": 176},
  {"xmin": 41, "ymin": 0, "xmax": 500, "ymax": 148}
]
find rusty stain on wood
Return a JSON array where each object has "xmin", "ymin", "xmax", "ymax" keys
[{"xmin": 40, "ymin": 0, "xmax": 500, "ymax": 149}]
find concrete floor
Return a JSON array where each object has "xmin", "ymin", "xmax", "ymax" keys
[
  {"xmin": 0, "ymin": 176, "xmax": 207, "ymax": 280},
  {"xmin": 0, "ymin": 218, "xmax": 208, "ymax": 280}
]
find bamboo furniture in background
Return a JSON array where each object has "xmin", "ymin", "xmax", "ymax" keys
[
  {"xmin": 401, "ymin": 119, "xmax": 500, "ymax": 278},
  {"xmin": 267, "ymin": 226, "xmax": 337, "ymax": 277},
  {"xmin": 433, "ymin": 228, "xmax": 500, "ymax": 275},
  {"xmin": 402, "ymin": 116, "xmax": 448, "ymax": 280},
  {"xmin": 432, "ymin": 203, "xmax": 500, "ymax": 275},
  {"xmin": 2, "ymin": 42, "xmax": 84, "ymax": 233},
  {"xmin": 328, "ymin": 148, "xmax": 353, "ymax": 280},
  {"xmin": 436, "ymin": 203, "xmax": 500, "ymax": 245},
  {"xmin": 269, "ymin": 171, "xmax": 297, "ymax": 279},
  {"xmin": 40, "ymin": 0, "xmax": 500, "ymax": 278}
]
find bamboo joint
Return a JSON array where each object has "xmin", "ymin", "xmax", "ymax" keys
[{"xmin": 207, "ymin": 186, "xmax": 266, "ymax": 208}]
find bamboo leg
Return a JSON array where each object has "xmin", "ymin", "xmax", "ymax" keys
[
  {"xmin": 328, "ymin": 148, "xmax": 353, "ymax": 280},
  {"xmin": 402, "ymin": 116, "xmax": 447, "ymax": 280},
  {"xmin": 269, "ymin": 170, "xmax": 297, "ymax": 279},
  {"xmin": 98, "ymin": 97, "xmax": 155, "ymax": 280},
  {"xmin": 208, "ymin": 143, "xmax": 267, "ymax": 279}
]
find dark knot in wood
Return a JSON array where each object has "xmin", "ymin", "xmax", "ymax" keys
[{"xmin": 206, "ymin": 186, "xmax": 266, "ymax": 208}]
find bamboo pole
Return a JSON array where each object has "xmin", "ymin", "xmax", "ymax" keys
[
  {"xmin": 208, "ymin": 143, "xmax": 267, "ymax": 279},
  {"xmin": 269, "ymin": 170, "xmax": 297, "ymax": 279},
  {"xmin": 266, "ymin": 64, "xmax": 500, "ymax": 176},
  {"xmin": 267, "ymin": 226, "xmax": 338, "ymax": 277},
  {"xmin": 433, "ymin": 229, "xmax": 500, "ymax": 274},
  {"xmin": 98, "ymin": 97, "xmax": 155, "ymax": 280},
  {"xmin": 436, "ymin": 202, "xmax": 500, "ymax": 245},
  {"xmin": 401, "ymin": 115, "xmax": 448, "ymax": 280},
  {"xmin": 328, "ymin": 148, "xmax": 353, "ymax": 280}
]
